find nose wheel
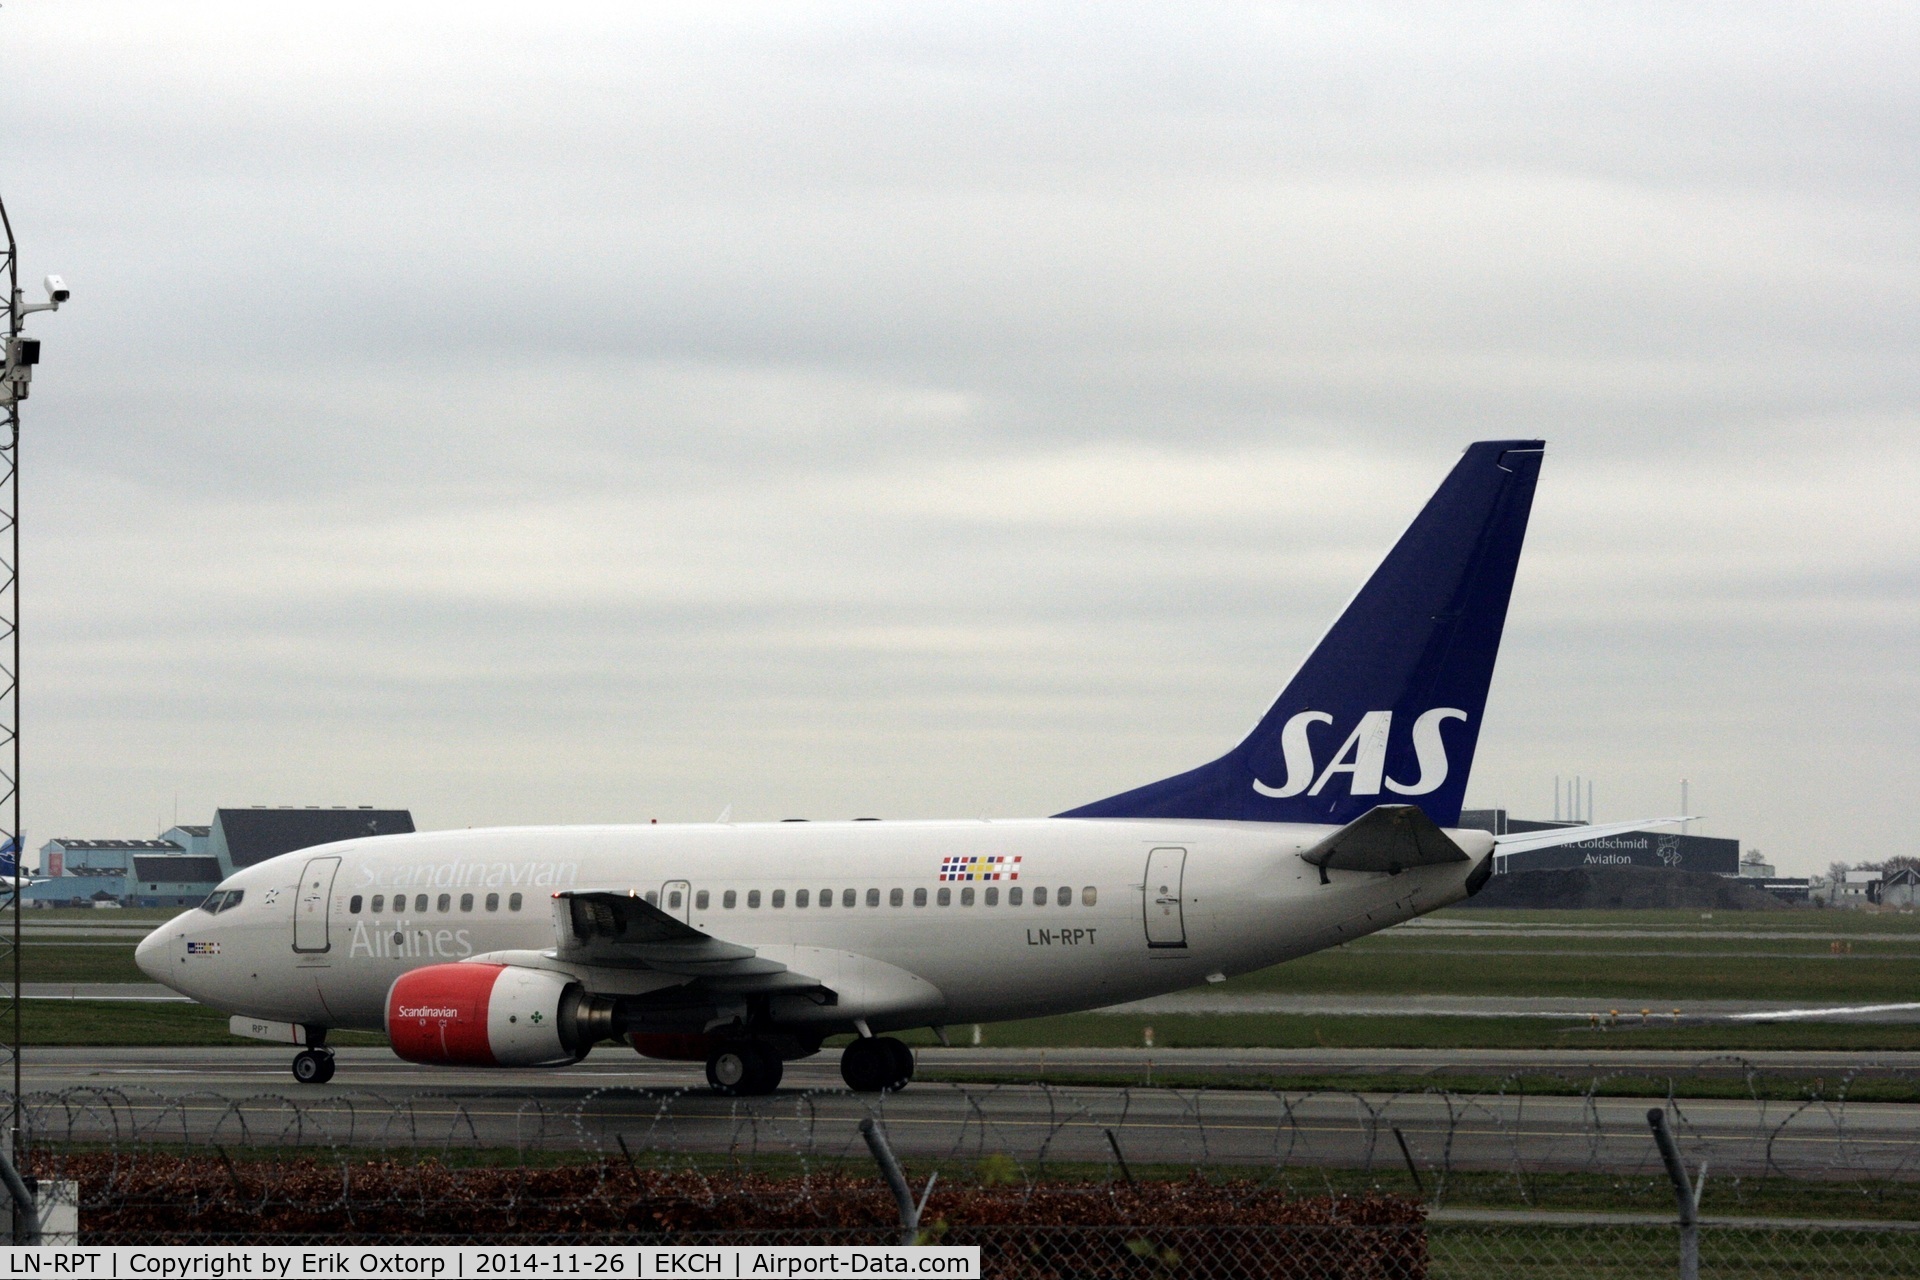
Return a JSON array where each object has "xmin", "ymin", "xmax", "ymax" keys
[
  {"xmin": 840, "ymin": 1036, "xmax": 913, "ymax": 1093},
  {"xmin": 292, "ymin": 1048, "xmax": 336, "ymax": 1085}
]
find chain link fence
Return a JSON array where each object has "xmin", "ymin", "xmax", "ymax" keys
[{"xmin": 6, "ymin": 1066, "xmax": 1920, "ymax": 1274}]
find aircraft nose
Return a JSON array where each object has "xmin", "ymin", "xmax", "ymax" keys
[{"xmin": 134, "ymin": 926, "xmax": 170, "ymax": 984}]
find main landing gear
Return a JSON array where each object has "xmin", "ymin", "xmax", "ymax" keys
[
  {"xmin": 293, "ymin": 1027, "xmax": 335, "ymax": 1085},
  {"xmin": 840, "ymin": 1036, "xmax": 913, "ymax": 1093},
  {"xmin": 292, "ymin": 1048, "xmax": 335, "ymax": 1085},
  {"xmin": 705, "ymin": 1040, "xmax": 784, "ymax": 1096}
]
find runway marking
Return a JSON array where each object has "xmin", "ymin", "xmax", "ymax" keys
[{"xmin": 1731, "ymin": 1002, "xmax": 1920, "ymax": 1021}]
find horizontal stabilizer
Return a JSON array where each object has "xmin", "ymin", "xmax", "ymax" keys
[
  {"xmin": 1492, "ymin": 817, "xmax": 1694, "ymax": 857},
  {"xmin": 1299, "ymin": 804, "xmax": 1471, "ymax": 880}
]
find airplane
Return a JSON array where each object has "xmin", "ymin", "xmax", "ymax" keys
[
  {"xmin": 137, "ymin": 439, "xmax": 1680, "ymax": 1089},
  {"xmin": 0, "ymin": 836, "xmax": 50, "ymax": 891}
]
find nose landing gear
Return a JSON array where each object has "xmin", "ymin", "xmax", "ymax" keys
[
  {"xmin": 840, "ymin": 1036, "xmax": 913, "ymax": 1093},
  {"xmin": 292, "ymin": 1027, "xmax": 336, "ymax": 1084}
]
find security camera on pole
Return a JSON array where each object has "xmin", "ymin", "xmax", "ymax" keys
[
  {"xmin": 2, "ymin": 273, "xmax": 70, "ymax": 407},
  {"xmin": 0, "ymin": 191, "xmax": 71, "ymax": 1243}
]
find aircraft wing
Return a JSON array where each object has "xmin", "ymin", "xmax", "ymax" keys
[
  {"xmin": 549, "ymin": 889, "xmax": 798, "ymax": 981},
  {"xmin": 1299, "ymin": 804, "xmax": 1473, "ymax": 880},
  {"xmin": 1492, "ymin": 817, "xmax": 1693, "ymax": 856}
]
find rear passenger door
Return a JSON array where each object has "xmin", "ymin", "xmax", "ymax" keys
[{"xmin": 1143, "ymin": 847, "xmax": 1188, "ymax": 949}]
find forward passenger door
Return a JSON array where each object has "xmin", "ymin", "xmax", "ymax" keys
[{"xmin": 292, "ymin": 856, "xmax": 341, "ymax": 953}]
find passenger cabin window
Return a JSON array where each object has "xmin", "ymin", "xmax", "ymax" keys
[
  {"xmin": 889, "ymin": 888, "xmax": 903, "ymax": 907},
  {"xmin": 960, "ymin": 887, "xmax": 975, "ymax": 906},
  {"xmin": 437, "ymin": 894, "xmax": 451, "ymax": 913},
  {"xmin": 349, "ymin": 895, "xmax": 363, "ymax": 914},
  {"xmin": 371, "ymin": 894, "xmax": 385, "ymax": 913},
  {"xmin": 937, "ymin": 888, "xmax": 951, "ymax": 906},
  {"xmin": 668, "ymin": 890, "xmax": 683, "ymax": 910},
  {"xmin": 695, "ymin": 890, "xmax": 710, "ymax": 910},
  {"xmin": 1033, "ymin": 887, "xmax": 1047, "ymax": 906},
  {"xmin": 844, "ymin": 888, "xmax": 857, "ymax": 908},
  {"xmin": 485, "ymin": 893, "xmax": 499, "ymax": 912},
  {"xmin": 509, "ymin": 892, "xmax": 523, "ymax": 911},
  {"xmin": 1009, "ymin": 887, "xmax": 1023, "ymax": 906},
  {"xmin": 796, "ymin": 889, "xmax": 810, "ymax": 908},
  {"xmin": 747, "ymin": 889, "xmax": 761, "ymax": 908},
  {"xmin": 1082, "ymin": 886, "xmax": 1097, "ymax": 906},
  {"xmin": 1057, "ymin": 886, "xmax": 1070, "ymax": 907},
  {"xmin": 460, "ymin": 893, "xmax": 474, "ymax": 912},
  {"xmin": 913, "ymin": 888, "xmax": 927, "ymax": 907},
  {"xmin": 984, "ymin": 887, "xmax": 999, "ymax": 906},
  {"xmin": 771, "ymin": 889, "xmax": 785, "ymax": 908},
  {"xmin": 723, "ymin": 890, "xmax": 737, "ymax": 909}
]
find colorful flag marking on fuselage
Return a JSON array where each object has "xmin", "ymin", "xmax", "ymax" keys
[{"xmin": 939, "ymin": 855, "xmax": 1021, "ymax": 882}]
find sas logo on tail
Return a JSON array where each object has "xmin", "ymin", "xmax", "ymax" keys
[{"xmin": 1252, "ymin": 708, "xmax": 1467, "ymax": 799}]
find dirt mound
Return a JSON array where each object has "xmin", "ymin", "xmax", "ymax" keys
[{"xmin": 1467, "ymin": 864, "xmax": 1790, "ymax": 911}]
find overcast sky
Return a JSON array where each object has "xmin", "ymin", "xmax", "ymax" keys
[{"xmin": 7, "ymin": 4, "xmax": 1916, "ymax": 874}]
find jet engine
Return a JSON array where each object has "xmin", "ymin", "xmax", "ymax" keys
[{"xmin": 386, "ymin": 963, "xmax": 615, "ymax": 1067}]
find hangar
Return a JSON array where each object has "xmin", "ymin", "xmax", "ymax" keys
[
  {"xmin": 29, "ymin": 806, "xmax": 413, "ymax": 907},
  {"xmin": 1460, "ymin": 808, "xmax": 1740, "ymax": 877}
]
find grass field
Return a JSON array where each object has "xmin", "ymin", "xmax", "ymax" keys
[
  {"xmin": 1216, "ymin": 906, "xmax": 1920, "ymax": 1002},
  {"xmin": 914, "ymin": 1065, "xmax": 1920, "ymax": 1102},
  {"xmin": 1223, "ymin": 948, "xmax": 1920, "ymax": 1002},
  {"xmin": 895, "ymin": 1012, "xmax": 1920, "ymax": 1053},
  {"xmin": 19, "ymin": 944, "xmax": 148, "ymax": 983},
  {"xmin": 1432, "ymin": 907, "xmax": 1920, "ymax": 933},
  {"xmin": 15, "ymin": 1002, "xmax": 388, "ymax": 1046}
]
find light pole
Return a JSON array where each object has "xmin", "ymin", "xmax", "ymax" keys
[{"xmin": 0, "ymin": 190, "xmax": 71, "ymax": 1192}]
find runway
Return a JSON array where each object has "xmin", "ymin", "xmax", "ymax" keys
[
  {"xmin": 17, "ymin": 1046, "xmax": 1918, "ymax": 1180},
  {"xmin": 20, "ymin": 981, "xmax": 1920, "ymax": 1022}
]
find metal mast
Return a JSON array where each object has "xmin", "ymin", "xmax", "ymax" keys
[
  {"xmin": 0, "ymin": 190, "xmax": 20, "ymax": 1163},
  {"xmin": 0, "ymin": 191, "xmax": 70, "ymax": 1171}
]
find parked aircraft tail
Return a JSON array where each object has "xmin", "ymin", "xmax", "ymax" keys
[{"xmin": 1059, "ymin": 440, "xmax": 1544, "ymax": 827}]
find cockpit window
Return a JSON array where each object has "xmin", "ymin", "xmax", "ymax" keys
[{"xmin": 199, "ymin": 889, "xmax": 245, "ymax": 914}]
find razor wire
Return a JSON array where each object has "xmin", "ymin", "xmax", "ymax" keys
[{"xmin": 6, "ymin": 1057, "xmax": 1920, "ymax": 1228}]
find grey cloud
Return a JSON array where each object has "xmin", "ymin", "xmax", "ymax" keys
[{"xmin": 6, "ymin": 4, "xmax": 1916, "ymax": 872}]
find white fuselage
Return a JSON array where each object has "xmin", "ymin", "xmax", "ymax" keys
[{"xmin": 138, "ymin": 817, "xmax": 1491, "ymax": 1042}]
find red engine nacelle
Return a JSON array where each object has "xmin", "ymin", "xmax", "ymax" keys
[{"xmin": 387, "ymin": 963, "xmax": 590, "ymax": 1067}]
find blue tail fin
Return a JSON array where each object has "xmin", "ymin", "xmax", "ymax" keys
[{"xmin": 1058, "ymin": 440, "xmax": 1544, "ymax": 827}]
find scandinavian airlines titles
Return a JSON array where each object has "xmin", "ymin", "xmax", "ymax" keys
[{"xmin": 1252, "ymin": 708, "xmax": 1468, "ymax": 799}]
